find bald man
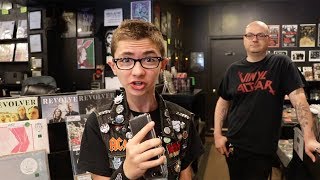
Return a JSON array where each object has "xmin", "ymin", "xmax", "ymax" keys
[{"xmin": 214, "ymin": 21, "xmax": 320, "ymax": 180}]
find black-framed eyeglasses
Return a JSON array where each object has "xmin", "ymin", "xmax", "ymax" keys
[
  {"xmin": 244, "ymin": 33, "xmax": 269, "ymax": 40},
  {"xmin": 113, "ymin": 57, "xmax": 163, "ymax": 70}
]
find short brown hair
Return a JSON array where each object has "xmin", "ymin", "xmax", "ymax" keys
[{"xmin": 111, "ymin": 19, "xmax": 165, "ymax": 57}]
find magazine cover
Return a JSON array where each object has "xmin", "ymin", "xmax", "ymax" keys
[
  {"xmin": 16, "ymin": 19, "xmax": 28, "ymax": 39},
  {"xmin": 0, "ymin": 119, "xmax": 49, "ymax": 156},
  {"xmin": 61, "ymin": 11, "xmax": 76, "ymax": 38},
  {"xmin": 14, "ymin": 43, "xmax": 29, "ymax": 62},
  {"xmin": 40, "ymin": 94, "xmax": 79, "ymax": 124},
  {"xmin": 0, "ymin": 21, "xmax": 15, "ymax": 39},
  {"xmin": 77, "ymin": 9, "xmax": 94, "ymax": 37},
  {"xmin": 299, "ymin": 24, "xmax": 316, "ymax": 47},
  {"xmin": 0, "ymin": 96, "xmax": 39, "ymax": 122},
  {"xmin": 268, "ymin": 25, "xmax": 280, "ymax": 47},
  {"xmin": 66, "ymin": 115, "xmax": 88, "ymax": 177},
  {"xmin": 77, "ymin": 89, "xmax": 116, "ymax": 114},
  {"xmin": 0, "ymin": 150, "xmax": 50, "ymax": 180},
  {"xmin": 0, "ymin": 43, "xmax": 15, "ymax": 62},
  {"xmin": 281, "ymin": 24, "xmax": 298, "ymax": 47},
  {"xmin": 77, "ymin": 38, "xmax": 95, "ymax": 69},
  {"xmin": 130, "ymin": 0, "xmax": 151, "ymax": 22}
]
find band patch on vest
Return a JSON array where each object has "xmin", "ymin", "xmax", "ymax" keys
[
  {"xmin": 109, "ymin": 137, "xmax": 127, "ymax": 151},
  {"xmin": 166, "ymin": 141, "xmax": 180, "ymax": 158}
]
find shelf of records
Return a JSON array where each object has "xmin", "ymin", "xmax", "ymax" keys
[
  {"xmin": 0, "ymin": 20, "xmax": 28, "ymax": 40},
  {"xmin": 0, "ymin": 89, "xmax": 118, "ymax": 180},
  {"xmin": 298, "ymin": 63, "xmax": 320, "ymax": 81}
]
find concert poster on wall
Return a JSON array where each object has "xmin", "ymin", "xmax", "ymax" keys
[
  {"xmin": 130, "ymin": 0, "xmax": 151, "ymax": 22},
  {"xmin": 299, "ymin": 24, "xmax": 316, "ymax": 47},
  {"xmin": 268, "ymin": 25, "xmax": 280, "ymax": 47},
  {"xmin": 281, "ymin": 24, "xmax": 298, "ymax": 47}
]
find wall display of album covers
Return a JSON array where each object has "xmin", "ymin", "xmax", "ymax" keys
[
  {"xmin": 299, "ymin": 24, "xmax": 316, "ymax": 47},
  {"xmin": 0, "ymin": 44, "xmax": 15, "ymax": 62},
  {"xmin": 0, "ymin": 21, "xmax": 15, "ymax": 39},
  {"xmin": 77, "ymin": 38, "xmax": 95, "ymax": 69},
  {"xmin": 282, "ymin": 24, "xmax": 298, "ymax": 47},
  {"xmin": 291, "ymin": 50, "xmax": 305, "ymax": 62},
  {"xmin": 16, "ymin": 19, "xmax": 27, "ymax": 38},
  {"xmin": 130, "ymin": 0, "xmax": 151, "ymax": 22},
  {"xmin": 14, "ymin": 43, "xmax": 29, "ymax": 62},
  {"xmin": 268, "ymin": 25, "xmax": 280, "ymax": 47},
  {"xmin": 273, "ymin": 50, "xmax": 288, "ymax": 56},
  {"xmin": 309, "ymin": 50, "xmax": 320, "ymax": 62}
]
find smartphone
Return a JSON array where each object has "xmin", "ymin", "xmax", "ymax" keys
[{"xmin": 129, "ymin": 113, "xmax": 167, "ymax": 179}]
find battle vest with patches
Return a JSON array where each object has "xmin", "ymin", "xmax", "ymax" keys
[{"xmin": 95, "ymin": 91, "xmax": 194, "ymax": 180}]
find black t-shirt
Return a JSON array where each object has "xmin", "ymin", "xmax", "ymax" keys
[{"xmin": 218, "ymin": 54, "xmax": 304, "ymax": 155}]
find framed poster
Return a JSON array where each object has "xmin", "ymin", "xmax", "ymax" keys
[
  {"xmin": 61, "ymin": 11, "xmax": 76, "ymax": 38},
  {"xmin": 29, "ymin": 34, "xmax": 42, "ymax": 53},
  {"xmin": 130, "ymin": 0, "xmax": 151, "ymax": 22},
  {"xmin": 77, "ymin": 9, "xmax": 94, "ymax": 37},
  {"xmin": 299, "ymin": 24, "xmax": 316, "ymax": 47},
  {"xmin": 309, "ymin": 50, "xmax": 320, "ymax": 62},
  {"xmin": 291, "ymin": 50, "xmax": 305, "ymax": 62},
  {"xmin": 104, "ymin": 28, "xmax": 116, "ymax": 64},
  {"xmin": 281, "ymin": 24, "xmax": 298, "ymax": 47},
  {"xmin": 273, "ymin": 50, "xmax": 288, "ymax": 56},
  {"xmin": 268, "ymin": 25, "xmax": 280, "ymax": 47},
  {"xmin": 77, "ymin": 38, "xmax": 95, "ymax": 69},
  {"xmin": 28, "ymin": 10, "xmax": 42, "ymax": 30}
]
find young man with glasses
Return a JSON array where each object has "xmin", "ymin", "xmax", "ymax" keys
[
  {"xmin": 214, "ymin": 21, "xmax": 320, "ymax": 180},
  {"xmin": 78, "ymin": 19, "xmax": 204, "ymax": 180}
]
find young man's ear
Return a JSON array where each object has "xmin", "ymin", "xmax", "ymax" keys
[
  {"xmin": 161, "ymin": 58, "xmax": 169, "ymax": 70},
  {"xmin": 106, "ymin": 57, "xmax": 117, "ymax": 75}
]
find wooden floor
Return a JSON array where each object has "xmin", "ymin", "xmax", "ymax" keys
[{"xmin": 196, "ymin": 137, "xmax": 283, "ymax": 180}]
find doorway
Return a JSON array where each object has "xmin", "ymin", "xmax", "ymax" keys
[{"xmin": 207, "ymin": 37, "xmax": 246, "ymax": 132}]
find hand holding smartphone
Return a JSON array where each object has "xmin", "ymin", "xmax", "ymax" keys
[{"xmin": 129, "ymin": 113, "xmax": 167, "ymax": 179}]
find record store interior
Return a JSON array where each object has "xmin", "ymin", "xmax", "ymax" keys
[{"xmin": 1, "ymin": 0, "xmax": 320, "ymax": 179}]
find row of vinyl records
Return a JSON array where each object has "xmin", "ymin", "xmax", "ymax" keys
[{"xmin": 0, "ymin": 89, "xmax": 118, "ymax": 180}]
